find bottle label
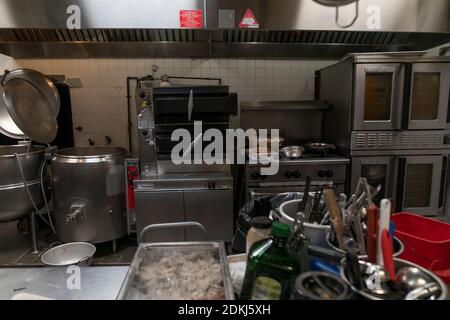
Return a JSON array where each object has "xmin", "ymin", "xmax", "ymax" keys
[{"xmin": 250, "ymin": 276, "xmax": 282, "ymax": 300}]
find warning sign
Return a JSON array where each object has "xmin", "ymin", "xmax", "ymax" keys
[
  {"xmin": 179, "ymin": 10, "xmax": 203, "ymax": 28},
  {"xmin": 239, "ymin": 9, "xmax": 259, "ymax": 29}
]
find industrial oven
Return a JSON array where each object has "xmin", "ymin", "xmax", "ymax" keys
[{"xmin": 133, "ymin": 83, "xmax": 238, "ymax": 242}]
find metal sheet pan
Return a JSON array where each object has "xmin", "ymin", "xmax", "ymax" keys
[{"xmin": 117, "ymin": 241, "xmax": 235, "ymax": 300}]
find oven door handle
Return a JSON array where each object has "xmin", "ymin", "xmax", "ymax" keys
[
  {"xmin": 401, "ymin": 63, "xmax": 412, "ymax": 130},
  {"xmin": 395, "ymin": 157, "xmax": 407, "ymax": 212},
  {"xmin": 438, "ymin": 156, "xmax": 448, "ymax": 209}
]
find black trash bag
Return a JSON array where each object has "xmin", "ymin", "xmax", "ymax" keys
[
  {"xmin": 231, "ymin": 192, "xmax": 302, "ymax": 253},
  {"xmin": 270, "ymin": 192, "xmax": 302, "ymax": 210}
]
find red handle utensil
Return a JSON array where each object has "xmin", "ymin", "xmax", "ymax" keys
[{"xmin": 381, "ymin": 228, "xmax": 395, "ymax": 281}]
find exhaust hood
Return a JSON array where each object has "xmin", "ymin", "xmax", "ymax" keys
[{"xmin": 0, "ymin": 0, "xmax": 449, "ymax": 58}]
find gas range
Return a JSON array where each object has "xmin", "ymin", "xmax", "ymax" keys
[{"xmin": 244, "ymin": 155, "xmax": 349, "ymax": 198}]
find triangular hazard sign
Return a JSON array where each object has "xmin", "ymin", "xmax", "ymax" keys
[{"xmin": 239, "ymin": 9, "xmax": 259, "ymax": 29}]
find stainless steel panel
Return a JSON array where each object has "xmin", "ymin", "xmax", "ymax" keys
[
  {"xmin": 135, "ymin": 172, "xmax": 233, "ymax": 191},
  {"xmin": 2, "ymin": 34, "xmax": 447, "ymax": 58},
  {"xmin": 343, "ymin": 53, "xmax": 450, "ymax": 64},
  {"xmin": 0, "ymin": 266, "xmax": 128, "ymax": 300},
  {"xmin": 135, "ymin": 190, "xmax": 185, "ymax": 243},
  {"xmin": 184, "ymin": 189, "xmax": 233, "ymax": 241},
  {"xmin": 407, "ymin": 63, "xmax": 450, "ymax": 130},
  {"xmin": 351, "ymin": 148, "xmax": 450, "ymax": 156},
  {"xmin": 321, "ymin": 60, "xmax": 353, "ymax": 153},
  {"xmin": 209, "ymin": 0, "xmax": 450, "ymax": 32},
  {"xmin": 0, "ymin": 0, "xmax": 450, "ymax": 58},
  {"xmin": 246, "ymin": 159, "xmax": 349, "ymax": 187},
  {"xmin": 0, "ymin": 0, "xmax": 447, "ymax": 31},
  {"xmin": 350, "ymin": 131, "xmax": 448, "ymax": 150},
  {"xmin": 52, "ymin": 147, "xmax": 127, "ymax": 243},
  {"xmin": 156, "ymin": 161, "xmax": 231, "ymax": 175},
  {"xmin": 0, "ymin": 42, "xmax": 212, "ymax": 58},
  {"xmin": 353, "ymin": 63, "xmax": 404, "ymax": 131},
  {"xmin": 0, "ymin": 0, "xmax": 206, "ymax": 29}
]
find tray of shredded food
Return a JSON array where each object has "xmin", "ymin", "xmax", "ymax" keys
[{"xmin": 117, "ymin": 242, "xmax": 235, "ymax": 300}]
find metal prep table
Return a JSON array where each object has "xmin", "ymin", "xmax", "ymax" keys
[{"xmin": 0, "ymin": 266, "xmax": 128, "ymax": 300}]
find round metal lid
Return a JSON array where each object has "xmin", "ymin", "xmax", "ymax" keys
[
  {"xmin": 0, "ymin": 85, "xmax": 28, "ymax": 139},
  {"xmin": 0, "ymin": 69, "xmax": 59, "ymax": 143}
]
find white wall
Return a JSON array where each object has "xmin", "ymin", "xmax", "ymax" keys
[{"xmin": 0, "ymin": 54, "xmax": 335, "ymax": 153}]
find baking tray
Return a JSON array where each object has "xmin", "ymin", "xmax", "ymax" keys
[{"xmin": 117, "ymin": 241, "xmax": 235, "ymax": 300}]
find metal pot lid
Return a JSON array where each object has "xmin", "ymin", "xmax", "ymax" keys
[
  {"xmin": 0, "ymin": 86, "xmax": 28, "ymax": 139},
  {"xmin": 0, "ymin": 69, "xmax": 59, "ymax": 143},
  {"xmin": 3, "ymin": 69, "xmax": 60, "ymax": 115}
]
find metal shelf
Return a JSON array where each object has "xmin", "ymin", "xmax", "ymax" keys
[{"xmin": 240, "ymin": 100, "xmax": 330, "ymax": 112}]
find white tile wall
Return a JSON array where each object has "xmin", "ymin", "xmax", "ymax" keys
[{"xmin": 0, "ymin": 54, "xmax": 335, "ymax": 154}]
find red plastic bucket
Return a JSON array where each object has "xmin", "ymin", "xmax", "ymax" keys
[{"xmin": 391, "ymin": 212, "xmax": 450, "ymax": 283}]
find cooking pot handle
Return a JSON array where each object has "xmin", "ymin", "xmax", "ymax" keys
[
  {"xmin": 139, "ymin": 221, "xmax": 207, "ymax": 243},
  {"xmin": 1, "ymin": 70, "xmax": 9, "ymax": 87}
]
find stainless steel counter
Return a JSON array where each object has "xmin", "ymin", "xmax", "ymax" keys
[{"xmin": 0, "ymin": 266, "xmax": 128, "ymax": 300}]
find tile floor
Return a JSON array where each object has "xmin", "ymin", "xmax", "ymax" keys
[{"xmin": 0, "ymin": 219, "xmax": 137, "ymax": 267}]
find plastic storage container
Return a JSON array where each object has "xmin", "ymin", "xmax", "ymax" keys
[
  {"xmin": 246, "ymin": 216, "xmax": 272, "ymax": 255},
  {"xmin": 391, "ymin": 212, "xmax": 450, "ymax": 283}
]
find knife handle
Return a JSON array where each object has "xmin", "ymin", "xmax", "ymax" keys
[
  {"xmin": 382, "ymin": 229, "xmax": 395, "ymax": 281},
  {"xmin": 324, "ymin": 188, "xmax": 345, "ymax": 250}
]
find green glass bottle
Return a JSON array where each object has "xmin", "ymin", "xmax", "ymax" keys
[{"xmin": 240, "ymin": 222, "xmax": 300, "ymax": 300}]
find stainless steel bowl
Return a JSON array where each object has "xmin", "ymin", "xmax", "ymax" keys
[
  {"xmin": 340, "ymin": 258, "xmax": 448, "ymax": 300},
  {"xmin": 304, "ymin": 142, "xmax": 336, "ymax": 153},
  {"xmin": 41, "ymin": 242, "xmax": 96, "ymax": 266},
  {"xmin": 280, "ymin": 146, "xmax": 304, "ymax": 159},
  {"xmin": 326, "ymin": 231, "xmax": 405, "ymax": 259}
]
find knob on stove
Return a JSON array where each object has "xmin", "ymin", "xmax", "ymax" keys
[
  {"xmin": 318, "ymin": 170, "xmax": 334, "ymax": 178},
  {"xmin": 284, "ymin": 171, "xmax": 293, "ymax": 179},
  {"xmin": 293, "ymin": 171, "xmax": 301, "ymax": 178}
]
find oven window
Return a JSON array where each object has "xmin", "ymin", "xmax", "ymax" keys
[
  {"xmin": 361, "ymin": 164, "xmax": 387, "ymax": 204},
  {"xmin": 364, "ymin": 73, "xmax": 393, "ymax": 121},
  {"xmin": 404, "ymin": 164, "xmax": 432, "ymax": 208},
  {"xmin": 411, "ymin": 73, "xmax": 440, "ymax": 120}
]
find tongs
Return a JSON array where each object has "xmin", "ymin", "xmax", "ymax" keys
[
  {"xmin": 290, "ymin": 196, "xmax": 314, "ymax": 250},
  {"xmin": 309, "ymin": 187, "xmax": 323, "ymax": 224}
]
